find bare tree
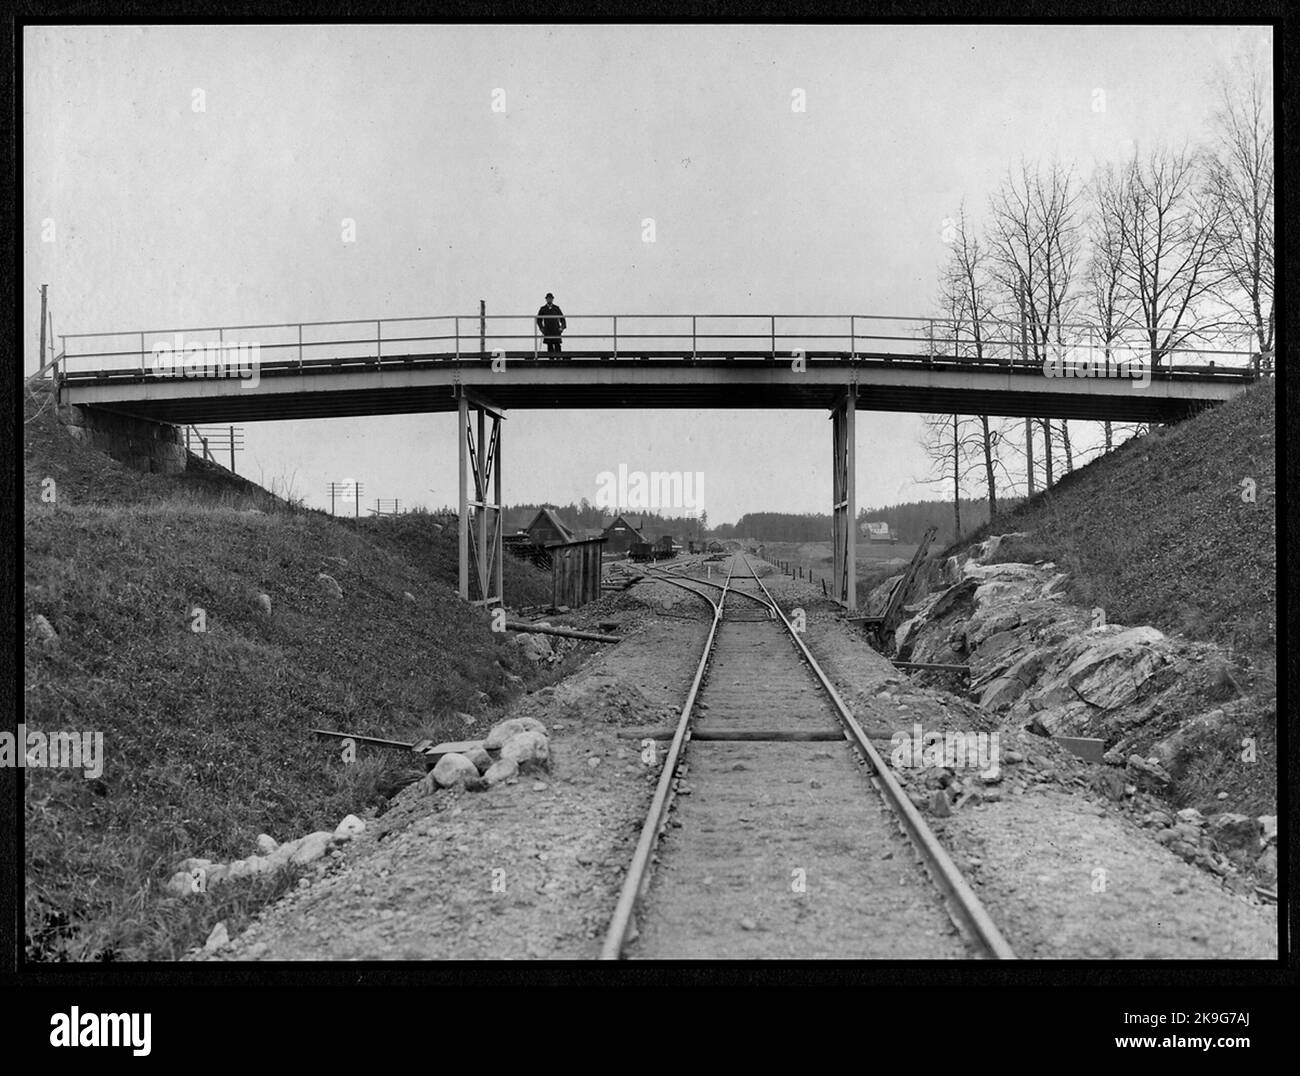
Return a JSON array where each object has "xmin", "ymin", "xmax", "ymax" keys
[
  {"xmin": 1206, "ymin": 49, "xmax": 1274, "ymax": 369},
  {"xmin": 1102, "ymin": 146, "xmax": 1230, "ymax": 370},
  {"xmin": 937, "ymin": 206, "xmax": 1008, "ymax": 518},
  {"xmin": 988, "ymin": 160, "xmax": 1083, "ymax": 365}
]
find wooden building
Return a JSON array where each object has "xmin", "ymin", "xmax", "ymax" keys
[
  {"xmin": 600, "ymin": 514, "xmax": 645, "ymax": 556},
  {"xmin": 525, "ymin": 507, "xmax": 577, "ymax": 547},
  {"xmin": 548, "ymin": 536, "xmax": 605, "ymax": 608}
]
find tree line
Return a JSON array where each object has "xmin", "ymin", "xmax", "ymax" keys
[{"xmin": 923, "ymin": 49, "xmax": 1272, "ymax": 539}]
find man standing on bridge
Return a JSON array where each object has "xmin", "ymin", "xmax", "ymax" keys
[{"xmin": 536, "ymin": 293, "xmax": 567, "ymax": 357}]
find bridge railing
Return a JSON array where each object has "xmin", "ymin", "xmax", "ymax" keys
[{"xmin": 53, "ymin": 312, "xmax": 1261, "ymax": 379}]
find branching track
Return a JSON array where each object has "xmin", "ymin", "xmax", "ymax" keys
[{"xmin": 601, "ymin": 554, "xmax": 1016, "ymax": 960}]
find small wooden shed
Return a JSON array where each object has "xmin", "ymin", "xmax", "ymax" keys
[{"xmin": 548, "ymin": 536, "xmax": 606, "ymax": 608}]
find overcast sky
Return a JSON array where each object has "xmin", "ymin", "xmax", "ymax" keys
[{"xmin": 24, "ymin": 23, "xmax": 1270, "ymax": 523}]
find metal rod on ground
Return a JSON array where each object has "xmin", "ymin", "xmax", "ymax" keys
[{"xmin": 502, "ymin": 621, "xmax": 620, "ymax": 643}]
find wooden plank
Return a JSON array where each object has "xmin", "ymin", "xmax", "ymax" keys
[{"xmin": 894, "ymin": 661, "xmax": 970, "ymax": 674}]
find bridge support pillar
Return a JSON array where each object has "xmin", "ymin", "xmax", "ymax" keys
[
  {"xmin": 831, "ymin": 389, "xmax": 857, "ymax": 613},
  {"xmin": 457, "ymin": 393, "xmax": 504, "ymax": 607}
]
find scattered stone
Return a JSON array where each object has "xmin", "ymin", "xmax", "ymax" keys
[
  {"xmin": 1258, "ymin": 815, "xmax": 1277, "ymax": 846},
  {"xmin": 1176, "ymin": 808, "xmax": 1204, "ymax": 825},
  {"xmin": 456, "ymin": 712, "xmax": 477, "ymax": 728},
  {"xmin": 739, "ymin": 917, "xmax": 757, "ymax": 931},
  {"xmin": 204, "ymin": 922, "xmax": 229, "ymax": 953},
  {"xmin": 979, "ymin": 765, "xmax": 1002, "ymax": 784},
  {"xmin": 317, "ymin": 573, "xmax": 343, "ymax": 599},
  {"xmin": 587, "ymin": 756, "xmax": 601, "ymax": 769},
  {"xmin": 255, "ymin": 593, "xmax": 272, "ymax": 615},
  {"xmin": 255, "ymin": 833, "xmax": 278, "ymax": 855},
  {"xmin": 31, "ymin": 614, "xmax": 60, "ymax": 649},
  {"xmin": 1003, "ymin": 750, "xmax": 1025, "ymax": 764},
  {"xmin": 531, "ymin": 781, "xmax": 548, "ymax": 792},
  {"xmin": 403, "ymin": 592, "xmax": 416, "ymax": 603},
  {"xmin": 930, "ymin": 789, "xmax": 952, "ymax": 818},
  {"xmin": 433, "ymin": 752, "xmax": 479, "ymax": 789}
]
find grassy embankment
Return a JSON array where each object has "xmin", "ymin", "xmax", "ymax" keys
[{"xmin": 23, "ymin": 381, "xmax": 557, "ymax": 960}]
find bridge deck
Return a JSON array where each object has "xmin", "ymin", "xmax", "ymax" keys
[{"xmin": 59, "ymin": 349, "xmax": 1254, "ymax": 425}]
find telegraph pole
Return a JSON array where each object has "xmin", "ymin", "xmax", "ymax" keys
[{"xmin": 38, "ymin": 284, "xmax": 48, "ymax": 378}]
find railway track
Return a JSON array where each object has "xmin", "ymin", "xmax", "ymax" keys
[{"xmin": 601, "ymin": 554, "xmax": 1016, "ymax": 960}]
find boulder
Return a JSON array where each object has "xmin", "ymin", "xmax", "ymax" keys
[
  {"xmin": 484, "ymin": 758, "xmax": 519, "ymax": 786},
  {"xmin": 1208, "ymin": 813, "xmax": 1259, "ymax": 854},
  {"xmin": 255, "ymin": 593, "xmax": 272, "ymax": 615},
  {"xmin": 500, "ymin": 729, "xmax": 549, "ymax": 769},
  {"xmin": 226, "ymin": 858, "xmax": 255, "ymax": 881},
  {"xmin": 1148, "ymin": 710, "xmax": 1228, "ymax": 775},
  {"xmin": 165, "ymin": 871, "xmax": 196, "ymax": 897},
  {"xmin": 484, "ymin": 716, "xmax": 548, "ymax": 749},
  {"xmin": 204, "ymin": 922, "xmax": 230, "ymax": 953},
  {"xmin": 463, "ymin": 746, "xmax": 493, "ymax": 774},
  {"xmin": 1255, "ymin": 846, "xmax": 1277, "ymax": 884},
  {"xmin": 484, "ymin": 718, "xmax": 528, "ymax": 750},
  {"xmin": 513, "ymin": 632, "xmax": 553, "ymax": 662},
  {"xmin": 290, "ymin": 832, "xmax": 334, "ymax": 866},
  {"xmin": 316, "ymin": 573, "xmax": 343, "ymax": 599},
  {"xmin": 333, "ymin": 814, "xmax": 366, "ymax": 842},
  {"xmin": 267, "ymin": 836, "xmax": 306, "ymax": 868},
  {"xmin": 255, "ymin": 833, "xmax": 277, "ymax": 855},
  {"xmin": 432, "ymin": 752, "xmax": 479, "ymax": 788}
]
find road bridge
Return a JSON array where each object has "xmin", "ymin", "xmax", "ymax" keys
[{"xmin": 50, "ymin": 311, "xmax": 1259, "ymax": 613}]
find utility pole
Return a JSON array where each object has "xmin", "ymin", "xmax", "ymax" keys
[
  {"xmin": 480, "ymin": 299, "xmax": 486, "ymax": 359},
  {"xmin": 38, "ymin": 284, "xmax": 48, "ymax": 379}
]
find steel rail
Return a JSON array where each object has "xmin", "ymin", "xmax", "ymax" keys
[
  {"xmin": 599, "ymin": 559, "xmax": 736, "ymax": 959},
  {"xmin": 641, "ymin": 563, "xmax": 776, "ymax": 613},
  {"xmin": 740, "ymin": 554, "xmax": 1017, "ymax": 959}
]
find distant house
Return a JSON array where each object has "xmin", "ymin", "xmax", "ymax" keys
[
  {"xmin": 861, "ymin": 521, "xmax": 897, "ymax": 543},
  {"xmin": 525, "ymin": 507, "xmax": 576, "ymax": 547},
  {"xmin": 601, "ymin": 513, "xmax": 645, "ymax": 556}
]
